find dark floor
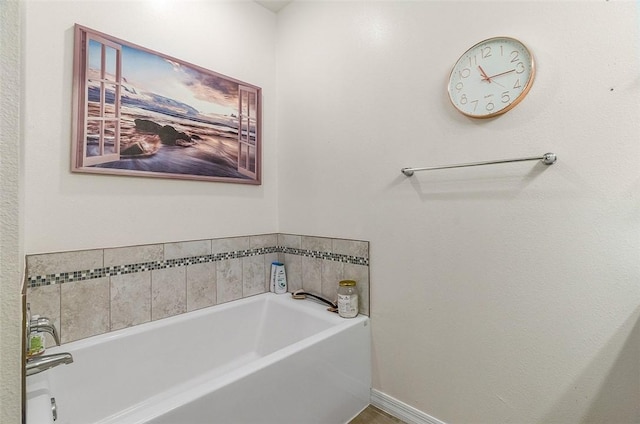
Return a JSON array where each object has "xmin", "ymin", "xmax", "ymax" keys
[{"xmin": 349, "ymin": 405, "xmax": 405, "ymax": 424}]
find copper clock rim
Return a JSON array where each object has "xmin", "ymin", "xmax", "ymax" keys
[{"xmin": 447, "ymin": 36, "xmax": 536, "ymax": 119}]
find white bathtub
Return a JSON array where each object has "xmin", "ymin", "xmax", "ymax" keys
[{"xmin": 26, "ymin": 293, "xmax": 371, "ymax": 424}]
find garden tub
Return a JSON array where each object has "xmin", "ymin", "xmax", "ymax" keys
[{"xmin": 26, "ymin": 292, "xmax": 371, "ymax": 424}]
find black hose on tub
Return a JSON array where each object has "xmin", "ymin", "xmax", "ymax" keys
[{"xmin": 291, "ymin": 290, "xmax": 338, "ymax": 312}]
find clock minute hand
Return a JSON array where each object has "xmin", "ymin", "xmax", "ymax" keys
[{"xmin": 486, "ymin": 69, "xmax": 516, "ymax": 79}]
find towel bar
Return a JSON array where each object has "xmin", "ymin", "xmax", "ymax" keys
[{"xmin": 401, "ymin": 153, "xmax": 556, "ymax": 176}]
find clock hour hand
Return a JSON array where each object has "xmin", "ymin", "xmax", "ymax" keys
[{"xmin": 478, "ymin": 65, "xmax": 491, "ymax": 83}]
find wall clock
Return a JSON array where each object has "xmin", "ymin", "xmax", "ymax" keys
[{"xmin": 447, "ymin": 36, "xmax": 535, "ymax": 118}]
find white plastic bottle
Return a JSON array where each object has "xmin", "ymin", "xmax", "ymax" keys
[
  {"xmin": 270, "ymin": 262, "xmax": 278, "ymax": 292},
  {"xmin": 271, "ymin": 262, "xmax": 287, "ymax": 294}
]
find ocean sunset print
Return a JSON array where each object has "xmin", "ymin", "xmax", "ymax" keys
[{"xmin": 72, "ymin": 25, "xmax": 261, "ymax": 184}]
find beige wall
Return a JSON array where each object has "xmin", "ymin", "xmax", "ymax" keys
[
  {"xmin": 277, "ymin": 1, "xmax": 640, "ymax": 423},
  {"xmin": 0, "ymin": 0, "xmax": 23, "ymax": 422},
  {"xmin": 22, "ymin": 0, "xmax": 279, "ymax": 254}
]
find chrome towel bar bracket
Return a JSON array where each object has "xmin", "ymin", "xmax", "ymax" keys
[{"xmin": 401, "ymin": 152, "xmax": 557, "ymax": 177}]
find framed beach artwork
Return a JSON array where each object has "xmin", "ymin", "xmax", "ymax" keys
[{"xmin": 71, "ymin": 24, "xmax": 261, "ymax": 184}]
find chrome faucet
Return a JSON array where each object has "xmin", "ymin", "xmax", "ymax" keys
[
  {"xmin": 26, "ymin": 303, "xmax": 60, "ymax": 346},
  {"xmin": 26, "ymin": 353, "xmax": 74, "ymax": 376},
  {"xmin": 29, "ymin": 315, "xmax": 61, "ymax": 346},
  {"xmin": 25, "ymin": 303, "xmax": 73, "ymax": 376}
]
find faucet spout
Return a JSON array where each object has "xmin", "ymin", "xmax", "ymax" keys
[{"xmin": 26, "ymin": 352, "xmax": 73, "ymax": 376}]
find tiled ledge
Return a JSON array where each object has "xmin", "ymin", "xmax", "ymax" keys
[
  {"xmin": 27, "ymin": 245, "xmax": 368, "ymax": 287},
  {"xmin": 27, "ymin": 247, "xmax": 278, "ymax": 287},
  {"xmin": 26, "ymin": 233, "xmax": 370, "ymax": 345}
]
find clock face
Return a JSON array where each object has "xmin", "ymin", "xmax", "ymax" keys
[{"xmin": 447, "ymin": 37, "xmax": 535, "ymax": 118}]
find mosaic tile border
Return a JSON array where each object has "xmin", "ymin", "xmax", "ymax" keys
[
  {"xmin": 27, "ymin": 246, "xmax": 369, "ymax": 288},
  {"xmin": 280, "ymin": 247, "xmax": 368, "ymax": 266}
]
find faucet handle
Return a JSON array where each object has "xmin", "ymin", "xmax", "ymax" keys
[{"xmin": 28, "ymin": 313, "xmax": 61, "ymax": 346}]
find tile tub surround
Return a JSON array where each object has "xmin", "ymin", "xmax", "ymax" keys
[
  {"xmin": 278, "ymin": 234, "xmax": 370, "ymax": 314},
  {"xmin": 26, "ymin": 234, "xmax": 369, "ymax": 344}
]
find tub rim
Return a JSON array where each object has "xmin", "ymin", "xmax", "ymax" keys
[{"xmin": 45, "ymin": 292, "xmax": 351, "ymax": 355}]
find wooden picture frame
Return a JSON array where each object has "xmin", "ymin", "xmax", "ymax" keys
[{"xmin": 71, "ymin": 24, "xmax": 261, "ymax": 184}]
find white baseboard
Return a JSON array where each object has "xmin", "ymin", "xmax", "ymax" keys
[{"xmin": 370, "ymin": 389, "xmax": 447, "ymax": 424}]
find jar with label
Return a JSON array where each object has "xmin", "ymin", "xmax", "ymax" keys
[{"xmin": 337, "ymin": 280, "xmax": 358, "ymax": 318}]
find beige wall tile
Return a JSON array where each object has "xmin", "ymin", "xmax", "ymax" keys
[
  {"xmin": 60, "ymin": 278, "xmax": 110, "ymax": 343},
  {"xmin": 27, "ymin": 249, "xmax": 103, "ymax": 277},
  {"xmin": 333, "ymin": 238, "xmax": 369, "ymax": 259},
  {"xmin": 278, "ymin": 233, "xmax": 301, "ymax": 249},
  {"xmin": 250, "ymin": 234, "xmax": 278, "ymax": 249},
  {"xmin": 283, "ymin": 253, "xmax": 302, "ymax": 292},
  {"xmin": 26, "ymin": 284, "xmax": 61, "ymax": 346},
  {"xmin": 110, "ymin": 272, "xmax": 151, "ymax": 331},
  {"xmin": 301, "ymin": 256, "xmax": 322, "ymax": 295},
  {"xmin": 186, "ymin": 262, "xmax": 216, "ymax": 311},
  {"xmin": 243, "ymin": 255, "xmax": 266, "ymax": 297},
  {"xmin": 151, "ymin": 267, "xmax": 186, "ymax": 320},
  {"xmin": 211, "ymin": 236, "xmax": 250, "ymax": 254},
  {"xmin": 301, "ymin": 235, "xmax": 332, "ymax": 252},
  {"xmin": 217, "ymin": 258, "xmax": 243, "ymax": 303},
  {"xmin": 321, "ymin": 260, "xmax": 344, "ymax": 302},
  {"xmin": 164, "ymin": 239, "xmax": 211, "ymax": 260},
  {"xmin": 104, "ymin": 244, "xmax": 163, "ymax": 267}
]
